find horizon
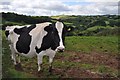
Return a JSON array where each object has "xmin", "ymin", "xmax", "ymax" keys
[
  {"xmin": 1, "ymin": 12, "xmax": 119, "ymax": 17},
  {"xmin": 0, "ymin": 0, "xmax": 119, "ymax": 16}
]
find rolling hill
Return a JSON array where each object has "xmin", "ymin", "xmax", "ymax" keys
[{"xmin": 1, "ymin": 12, "xmax": 120, "ymax": 36}]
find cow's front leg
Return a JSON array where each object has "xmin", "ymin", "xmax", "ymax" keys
[
  {"xmin": 48, "ymin": 52, "xmax": 55, "ymax": 73},
  {"xmin": 49, "ymin": 57, "xmax": 53, "ymax": 73},
  {"xmin": 37, "ymin": 53, "xmax": 44, "ymax": 72}
]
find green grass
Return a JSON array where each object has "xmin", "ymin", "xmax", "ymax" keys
[
  {"xmin": 7, "ymin": 68, "xmax": 37, "ymax": 78},
  {"xmin": 51, "ymin": 15, "xmax": 77, "ymax": 20},
  {"xmin": 3, "ymin": 21, "xmax": 27, "ymax": 26},
  {"xmin": 65, "ymin": 36, "xmax": 118, "ymax": 54},
  {"xmin": 86, "ymin": 26, "xmax": 116, "ymax": 31}
]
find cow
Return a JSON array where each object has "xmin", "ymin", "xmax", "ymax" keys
[{"xmin": 5, "ymin": 21, "xmax": 66, "ymax": 72}]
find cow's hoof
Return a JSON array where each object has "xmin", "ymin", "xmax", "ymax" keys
[
  {"xmin": 49, "ymin": 69, "xmax": 52, "ymax": 73},
  {"xmin": 15, "ymin": 63, "xmax": 23, "ymax": 71},
  {"xmin": 37, "ymin": 70, "xmax": 43, "ymax": 74},
  {"xmin": 49, "ymin": 66, "xmax": 53, "ymax": 73}
]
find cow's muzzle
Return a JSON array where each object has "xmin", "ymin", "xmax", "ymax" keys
[{"xmin": 57, "ymin": 47, "xmax": 65, "ymax": 52}]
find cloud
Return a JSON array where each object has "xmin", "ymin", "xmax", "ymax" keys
[
  {"xmin": 94, "ymin": 2, "xmax": 118, "ymax": 14},
  {"xmin": 84, "ymin": 0, "xmax": 119, "ymax": 2},
  {"xmin": 45, "ymin": 3, "xmax": 70, "ymax": 11},
  {"xmin": 0, "ymin": 0, "xmax": 119, "ymax": 16},
  {"xmin": 65, "ymin": 2, "xmax": 118, "ymax": 15},
  {"xmin": 0, "ymin": 2, "xmax": 11, "ymax": 5}
]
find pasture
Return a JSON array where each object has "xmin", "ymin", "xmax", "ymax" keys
[{"xmin": 2, "ymin": 30, "xmax": 119, "ymax": 78}]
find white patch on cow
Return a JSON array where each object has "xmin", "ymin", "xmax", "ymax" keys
[
  {"xmin": 26, "ymin": 22, "xmax": 52, "ymax": 57},
  {"xmin": 55, "ymin": 21, "xmax": 65, "ymax": 51}
]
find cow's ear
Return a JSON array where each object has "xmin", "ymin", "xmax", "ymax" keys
[{"xmin": 66, "ymin": 26, "xmax": 74, "ymax": 32}]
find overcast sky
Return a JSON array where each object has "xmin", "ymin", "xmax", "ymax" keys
[{"xmin": 0, "ymin": 0, "xmax": 119, "ymax": 16}]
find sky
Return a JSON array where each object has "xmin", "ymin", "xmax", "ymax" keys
[{"xmin": 0, "ymin": 0, "xmax": 119, "ymax": 16}]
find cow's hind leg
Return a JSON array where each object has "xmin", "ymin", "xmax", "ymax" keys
[
  {"xmin": 16, "ymin": 54, "xmax": 23, "ymax": 71},
  {"xmin": 9, "ymin": 45, "xmax": 23, "ymax": 71},
  {"xmin": 12, "ymin": 53, "xmax": 23, "ymax": 71},
  {"xmin": 9, "ymin": 45, "xmax": 17, "ymax": 65}
]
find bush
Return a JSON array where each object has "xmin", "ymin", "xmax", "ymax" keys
[
  {"xmin": 87, "ymin": 20, "xmax": 106, "ymax": 28},
  {"xmin": 96, "ymin": 27, "xmax": 119, "ymax": 36}
]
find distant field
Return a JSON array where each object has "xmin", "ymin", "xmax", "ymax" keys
[{"xmin": 2, "ymin": 30, "xmax": 119, "ymax": 78}]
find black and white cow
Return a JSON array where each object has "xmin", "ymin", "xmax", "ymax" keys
[{"xmin": 5, "ymin": 21, "xmax": 66, "ymax": 72}]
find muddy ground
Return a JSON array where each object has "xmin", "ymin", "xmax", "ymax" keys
[{"xmin": 16, "ymin": 50, "xmax": 119, "ymax": 78}]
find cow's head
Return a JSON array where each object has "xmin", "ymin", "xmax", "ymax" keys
[{"xmin": 53, "ymin": 21, "xmax": 66, "ymax": 52}]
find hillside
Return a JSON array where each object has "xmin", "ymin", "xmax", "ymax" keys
[
  {"xmin": 1, "ymin": 12, "xmax": 120, "ymax": 36},
  {"xmin": 51, "ymin": 15, "xmax": 119, "ymax": 36}
]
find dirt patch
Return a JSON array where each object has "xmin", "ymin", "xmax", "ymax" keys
[
  {"xmin": 30, "ymin": 67, "xmax": 103, "ymax": 78},
  {"xmin": 65, "ymin": 51, "xmax": 118, "ymax": 69},
  {"xmin": 61, "ymin": 67, "xmax": 101, "ymax": 78}
]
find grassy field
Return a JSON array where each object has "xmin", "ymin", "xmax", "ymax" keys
[{"xmin": 2, "ymin": 30, "xmax": 119, "ymax": 78}]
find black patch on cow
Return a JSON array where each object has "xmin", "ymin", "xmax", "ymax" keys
[
  {"xmin": 35, "ymin": 24, "xmax": 60, "ymax": 53},
  {"xmin": 62, "ymin": 23, "xmax": 66, "ymax": 46},
  {"xmin": 51, "ymin": 26, "xmax": 60, "ymax": 50},
  {"xmin": 14, "ymin": 27, "xmax": 28, "ymax": 34},
  {"xmin": 14, "ymin": 24, "xmax": 36, "ymax": 54},
  {"xmin": 5, "ymin": 30, "xmax": 9, "ymax": 37}
]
